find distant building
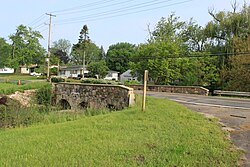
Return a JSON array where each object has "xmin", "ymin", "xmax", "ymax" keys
[
  {"xmin": 20, "ymin": 64, "xmax": 39, "ymax": 74},
  {"xmin": 104, "ymin": 70, "xmax": 119, "ymax": 80},
  {"xmin": 58, "ymin": 65, "xmax": 120, "ymax": 80},
  {"xmin": 50, "ymin": 64, "xmax": 59, "ymax": 69},
  {"xmin": 120, "ymin": 70, "xmax": 138, "ymax": 83},
  {"xmin": 0, "ymin": 67, "xmax": 14, "ymax": 74},
  {"xmin": 58, "ymin": 65, "xmax": 89, "ymax": 78}
]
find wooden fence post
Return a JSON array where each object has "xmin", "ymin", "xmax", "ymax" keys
[{"xmin": 142, "ymin": 70, "xmax": 148, "ymax": 112}]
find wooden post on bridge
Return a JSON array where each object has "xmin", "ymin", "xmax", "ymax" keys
[{"xmin": 142, "ymin": 70, "xmax": 148, "ymax": 112}]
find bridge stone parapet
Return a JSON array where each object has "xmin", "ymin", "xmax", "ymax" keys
[
  {"xmin": 53, "ymin": 83, "xmax": 135, "ymax": 110},
  {"xmin": 127, "ymin": 84, "xmax": 209, "ymax": 96}
]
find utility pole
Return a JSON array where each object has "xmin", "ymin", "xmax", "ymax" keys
[
  {"xmin": 46, "ymin": 13, "xmax": 56, "ymax": 81},
  {"xmin": 82, "ymin": 32, "xmax": 88, "ymax": 79},
  {"xmin": 83, "ymin": 50, "xmax": 85, "ymax": 79},
  {"xmin": 142, "ymin": 70, "xmax": 148, "ymax": 112}
]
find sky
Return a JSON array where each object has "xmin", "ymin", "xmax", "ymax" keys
[{"xmin": 0, "ymin": 0, "xmax": 248, "ymax": 51}]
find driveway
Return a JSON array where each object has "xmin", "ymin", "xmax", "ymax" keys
[{"xmin": 136, "ymin": 91, "xmax": 250, "ymax": 167}]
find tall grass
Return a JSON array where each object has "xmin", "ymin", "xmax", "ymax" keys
[
  {"xmin": 0, "ymin": 104, "xmax": 111, "ymax": 129},
  {"xmin": 0, "ymin": 95, "xmax": 241, "ymax": 166}
]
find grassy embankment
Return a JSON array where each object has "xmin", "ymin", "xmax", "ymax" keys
[{"xmin": 0, "ymin": 95, "xmax": 241, "ymax": 166}]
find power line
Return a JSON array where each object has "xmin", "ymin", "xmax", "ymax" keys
[
  {"xmin": 40, "ymin": 28, "xmax": 48, "ymax": 33},
  {"xmin": 33, "ymin": 22, "xmax": 46, "ymax": 30},
  {"xmin": 30, "ymin": 1, "xmax": 119, "ymax": 31},
  {"xmin": 28, "ymin": 14, "xmax": 46, "ymax": 26},
  {"xmin": 51, "ymin": 0, "xmax": 117, "ymax": 13},
  {"xmin": 28, "ymin": 0, "xmax": 192, "ymax": 33},
  {"xmin": 55, "ymin": 0, "xmax": 135, "ymax": 16},
  {"xmin": 55, "ymin": 0, "xmax": 166, "ymax": 23},
  {"xmin": 55, "ymin": 0, "xmax": 192, "ymax": 25}
]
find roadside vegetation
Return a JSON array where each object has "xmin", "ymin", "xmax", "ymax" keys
[{"xmin": 0, "ymin": 94, "xmax": 241, "ymax": 166}]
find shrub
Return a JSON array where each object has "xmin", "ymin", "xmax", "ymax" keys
[
  {"xmin": 35, "ymin": 84, "xmax": 52, "ymax": 106},
  {"xmin": 124, "ymin": 80, "xmax": 141, "ymax": 85},
  {"xmin": 81, "ymin": 78, "xmax": 121, "ymax": 85},
  {"xmin": 51, "ymin": 77, "xmax": 65, "ymax": 83},
  {"xmin": 50, "ymin": 67, "xmax": 58, "ymax": 75}
]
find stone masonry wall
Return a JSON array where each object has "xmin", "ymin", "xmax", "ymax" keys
[
  {"xmin": 54, "ymin": 83, "xmax": 135, "ymax": 110},
  {"xmin": 127, "ymin": 85, "xmax": 209, "ymax": 96}
]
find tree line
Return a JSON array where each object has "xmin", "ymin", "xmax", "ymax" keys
[{"xmin": 0, "ymin": 3, "xmax": 249, "ymax": 91}]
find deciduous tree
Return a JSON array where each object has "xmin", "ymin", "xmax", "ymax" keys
[
  {"xmin": 106, "ymin": 42, "xmax": 136, "ymax": 73},
  {"xmin": 8, "ymin": 25, "xmax": 45, "ymax": 71},
  {"xmin": 0, "ymin": 38, "xmax": 11, "ymax": 68},
  {"xmin": 51, "ymin": 39, "xmax": 71, "ymax": 65},
  {"xmin": 87, "ymin": 60, "xmax": 109, "ymax": 79}
]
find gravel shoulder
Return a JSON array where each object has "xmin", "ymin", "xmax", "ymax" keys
[{"xmin": 183, "ymin": 104, "xmax": 250, "ymax": 167}]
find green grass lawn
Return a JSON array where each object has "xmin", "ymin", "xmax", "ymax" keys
[
  {"xmin": 0, "ymin": 96, "xmax": 241, "ymax": 166},
  {"xmin": 0, "ymin": 82, "xmax": 49, "ymax": 94},
  {"xmin": 0, "ymin": 73, "xmax": 45, "ymax": 81}
]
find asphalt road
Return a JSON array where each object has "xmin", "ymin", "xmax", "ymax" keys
[
  {"xmin": 136, "ymin": 91, "xmax": 250, "ymax": 167},
  {"xmin": 143, "ymin": 91, "xmax": 250, "ymax": 110}
]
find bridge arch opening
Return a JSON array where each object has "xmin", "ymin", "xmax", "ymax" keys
[
  {"xmin": 107, "ymin": 104, "xmax": 116, "ymax": 111},
  {"xmin": 78, "ymin": 101, "xmax": 88, "ymax": 110},
  {"xmin": 58, "ymin": 99, "xmax": 71, "ymax": 110}
]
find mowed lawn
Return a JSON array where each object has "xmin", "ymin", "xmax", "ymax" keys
[
  {"xmin": 0, "ymin": 96, "xmax": 241, "ymax": 166},
  {"xmin": 0, "ymin": 74, "xmax": 44, "ymax": 81}
]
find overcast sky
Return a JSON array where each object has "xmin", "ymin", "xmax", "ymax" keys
[{"xmin": 0, "ymin": 0, "xmax": 248, "ymax": 51}]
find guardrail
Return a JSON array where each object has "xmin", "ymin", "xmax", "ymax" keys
[{"xmin": 214, "ymin": 90, "xmax": 250, "ymax": 97}]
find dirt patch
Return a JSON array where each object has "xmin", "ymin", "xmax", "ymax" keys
[
  {"xmin": 134, "ymin": 154, "xmax": 145, "ymax": 164},
  {"xmin": 6, "ymin": 90, "xmax": 36, "ymax": 106},
  {"xmin": 240, "ymin": 124, "xmax": 250, "ymax": 131}
]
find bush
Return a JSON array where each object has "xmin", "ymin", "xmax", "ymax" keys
[
  {"xmin": 35, "ymin": 84, "xmax": 52, "ymax": 106},
  {"xmin": 51, "ymin": 77, "xmax": 65, "ymax": 83},
  {"xmin": 81, "ymin": 78, "xmax": 121, "ymax": 85},
  {"xmin": 124, "ymin": 80, "xmax": 141, "ymax": 85},
  {"xmin": 50, "ymin": 67, "xmax": 58, "ymax": 75}
]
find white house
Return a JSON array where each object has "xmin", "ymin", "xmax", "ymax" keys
[
  {"xmin": 120, "ymin": 70, "xmax": 138, "ymax": 83},
  {"xmin": 20, "ymin": 64, "xmax": 39, "ymax": 74},
  {"xmin": 104, "ymin": 70, "xmax": 119, "ymax": 80},
  {"xmin": 0, "ymin": 67, "xmax": 14, "ymax": 74},
  {"xmin": 58, "ymin": 65, "xmax": 89, "ymax": 78},
  {"xmin": 58, "ymin": 65, "xmax": 120, "ymax": 80}
]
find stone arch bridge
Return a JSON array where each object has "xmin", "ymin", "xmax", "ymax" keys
[{"xmin": 53, "ymin": 83, "xmax": 135, "ymax": 110}]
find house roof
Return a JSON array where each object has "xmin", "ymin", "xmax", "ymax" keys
[
  {"xmin": 108, "ymin": 70, "xmax": 119, "ymax": 74},
  {"xmin": 120, "ymin": 69, "xmax": 138, "ymax": 78},
  {"xmin": 60, "ymin": 65, "xmax": 87, "ymax": 71},
  {"xmin": 19, "ymin": 64, "xmax": 38, "ymax": 68},
  {"xmin": 120, "ymin": 70, "xmax": 132, "ymax": 76}
]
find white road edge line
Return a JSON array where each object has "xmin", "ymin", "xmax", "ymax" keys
[{"xmin": 172, "ymin": 99, "xmax": 250, "ymax": 110}]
